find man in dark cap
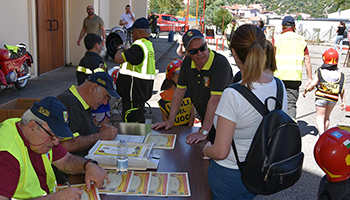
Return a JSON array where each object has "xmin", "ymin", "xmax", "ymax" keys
[
  {"xmin": 152, "ymin": 29, "xmax": 233, "ymax": 144},
  {"xmin": 57, "ymin": 72, "xmax": 119, "ymax": 158},
  {"xmin": 114, "ymin": 17, "xmax": 156, "ymax": 123},
  {"xmin": 274, "ymin": 16, "xmax": 312, "ymax": 119},
  {"xmin": 0, "ymin": 97, "xmax": 109, "ymax": 199}
]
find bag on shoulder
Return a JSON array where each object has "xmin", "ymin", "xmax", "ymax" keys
[
  {"xmin": 344, "ymin": 29, "xmax": 348, "ymax": 38},
  {"xmin": 228, "ymin": 77, "xmax": 304, "ymax": 195}
]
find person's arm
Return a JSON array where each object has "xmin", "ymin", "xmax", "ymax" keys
[
  {"xmin": 101, "ymin": 25, "xmax": 106, "ymax": 46},
  {"xmin": 160, "ymin": 109, "xmax": 168, "ymax": 121},
  {"xmin": 114, "ymin": 44, "xmax": 126, "ymax": 63},
  {"xmin": 185, "ymin": 95, "xmax": 221, "ymax": 144},
  {"xmin": 340, "ymin": 90, "xmax": 346, "ymax": 111},
  {"xmin": 176, "ymin": 43, "xmax": 184, "ymax": 56},
  {"xmin": 187, "ymin": 106, "xmax": 195, "ymax": 127},
  {"xmin": 152, "ymin": 87, "xmax": 186, "ymax": 130},
  {"xmin": 304, "ymin": 53, "xmax": 312, "ymax": 87},
  {"xmin": 61, "ymin": 124, "xmax": 117, "ymax": 152},
  {"xmin": 203, "ymin": 115, "xmax": 235, "ymax": 160},
  {"xmin": 53, "ymin": 152, "xmax": 109, "ymax": 191},
  {"xmin": 77, "ymin": 27, "xmax": 86, "ymax": 46},
  {"xmin": 131, "ymin": 13, "xmax": 136, "ymax": 22},
  {"xmin": 302, "ymin": 75, "xmax": 318, "ymax": 97}
]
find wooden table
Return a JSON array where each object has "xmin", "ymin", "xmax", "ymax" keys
[{"xmin": 102, "ymin": 122, "xmax": 212, "ymax": 200}]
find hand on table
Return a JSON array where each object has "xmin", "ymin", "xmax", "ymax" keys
[
  {"xmin": 54, "ymin": 187, "xmax": 83, "ymax": 200},
  {"xmin": 99, "ymin": 124, "xmax": 118, "ymax": 140},
  {"xmin": 186, "ymin": 131, "xmax": 207, "ymax": 144},
  {"xmin": 151, "ymin": 120, "xmax": 173, "ymax": 131},
  {"xmin": 85, "ymin": 163, "xmax": 110, "ymax": 191}
]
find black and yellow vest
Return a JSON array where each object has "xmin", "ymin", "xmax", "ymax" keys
[{"xmin": 315, "ymin": 68, "xmax": 345, "ymax": 102}]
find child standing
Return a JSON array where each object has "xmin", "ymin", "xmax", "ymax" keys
[
  {"xmin": 303, "ymin": 48, "xmax": 346, "ymax": 133},
  {"xmin": 76, "ymin": 33, "xmax": 112, "ymax": 126},
  {"xmin": 158, "ymin": 59, "xmax": 195, "ymax": 126}
]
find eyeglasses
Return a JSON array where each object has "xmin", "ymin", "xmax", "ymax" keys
[
  {"xmin": 34, "ymin": 121, "xmax": 61, "ymax": 141},
  {"xmin": 187, "ymin": 44, "xmax": 207, "ymax": 55}
]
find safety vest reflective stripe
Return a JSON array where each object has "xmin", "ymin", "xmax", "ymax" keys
[
  {"xmin": 119, "ymin": 39, "xmax": 156, "ymax": 80},
  {"xmin": 76, "ymin": 66, "xmax": 106, "ymax": 74},
  {"xmin": 0, "ymin": 118, "xmax": 56, "ymax": 199}
]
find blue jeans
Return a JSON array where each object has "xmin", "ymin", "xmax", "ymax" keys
[
  {"xmin": 334, "ymin": 35, "xmax": 344, "ymax": 50},
  {"xmin": 208, "ymin": 159, "xmax": 256, "ymax": 200}
]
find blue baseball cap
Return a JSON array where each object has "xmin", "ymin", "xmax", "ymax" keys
[
  {"xmin": 87, "ymin": 72, "xmax": 120, "ymax": 98},
  {"xmin": 182, "ymin": 29, "xmax": 204, "ymax": 48},
  {"xmin": 128, "ymin": 17, "xmax": 150, "ymax": 31},
  {"xmin": 30, "ymin": 97, "xmax": 73, "ymax": 138},
  {"xmin": 282, "ymin": 16, "xmax": 295, "ymax": 26}
]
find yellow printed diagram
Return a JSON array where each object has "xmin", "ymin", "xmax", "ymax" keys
[{"xmin": 144, "ymin": 133, "xmax": 177, "ymax": 149}]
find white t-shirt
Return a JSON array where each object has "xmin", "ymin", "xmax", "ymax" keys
[
  {"xmin": 213, "ymin": 78, "xmax": 288, "ymax": 169},
  {"xmin": 120, "ymin": 12, "xmax": 135, "ymax": 29}
]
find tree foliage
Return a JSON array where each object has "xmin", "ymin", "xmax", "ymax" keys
[
  {"xmin": 148, "ymin": 0, "xmax": 183, "ymax": 16},
  {"xmin": 212, "ymin": 7, "xmax": 233, "ymax": 31}
]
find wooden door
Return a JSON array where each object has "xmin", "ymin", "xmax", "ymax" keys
[{"xmin": 36, "ymin": 0, "xmax": 64, "ymax": 74}]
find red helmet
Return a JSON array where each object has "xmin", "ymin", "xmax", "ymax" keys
[
  {"xmin": 322, "ymin": 48, "xmax": 339, "ymax": 65},
  {"xmin": 110, "ymin": 67, "xmax": 119, "ymax": 84},
  {"xmin": 314, "ymin": 127, "xmax": 350, "ymax": 182},
  {"xmin": 166, "ymin": 59, "xmax": 182, "ymax": 80}
]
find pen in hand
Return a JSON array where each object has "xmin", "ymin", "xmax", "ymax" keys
[{"xmin": 63, "ymin": 176, "xmax": 71, "ymax": 187}]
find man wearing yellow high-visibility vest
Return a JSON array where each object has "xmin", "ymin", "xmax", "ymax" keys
[
  {"xmin": 114, "ymin": 17, "xmax": 156, "ymax": 123},
  {"xmin": 274, "ymin": 16, "xmax": 312, "ymax": 118},
  {"xmin": 0, "ymin": 97, "xmax": 109, "ymax": 200}
]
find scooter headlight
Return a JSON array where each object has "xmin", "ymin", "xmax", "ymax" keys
[{"xmin": 6, "ymin": 71, "xmax": 17, "ymax": 83}]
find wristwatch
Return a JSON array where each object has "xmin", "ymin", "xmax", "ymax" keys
[
  {"xmin": 117, "ymin": 46, "xmax": 125, "ymax": 51},
  {"xmin": 200, "ymin": 128, "xmax": 209, "ymax": 136}
]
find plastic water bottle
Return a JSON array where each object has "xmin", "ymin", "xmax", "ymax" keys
[{"xmin": 116, "ymin": 140, "xmax": 128, "ymax": 175}]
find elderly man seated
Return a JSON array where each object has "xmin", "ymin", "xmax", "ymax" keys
[{"xmin": 0, "ymin": 97, "xmax": 109, "ymax": 200}]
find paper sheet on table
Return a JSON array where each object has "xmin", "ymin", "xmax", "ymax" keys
[
  {"xmin": 98, "ymin": 170, "xmax": 133, "ymax": 195},
  {"xmin": 127, "ymin": 172, "xmax": 151, "ymax": 195},
  {"xmin": 144, "ymin": 133, "xmax": 176, "ymax": 149},
  {"xmin": 168, "ymin": 172, "xmax": 191, "ymax": 197},
  {"xmin": 114, "ymin": 135, "xmax": 145, "ymax": 143},
  {"xmin": 149, "ymin": 172, "xmax": 169, "ymax": 196},
  {"xmin": 54, "ymin": 184, "xmax": 100, "ymax": 200}
]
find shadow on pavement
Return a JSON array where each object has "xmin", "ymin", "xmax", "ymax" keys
[{"xmin": 298, "ymin": 120, "xmax": 319, "ymax": 137}]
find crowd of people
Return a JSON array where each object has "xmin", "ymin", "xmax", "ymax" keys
[{"xmin": 0, "ymin": 5, "xmax": 348, "ymax": 199}]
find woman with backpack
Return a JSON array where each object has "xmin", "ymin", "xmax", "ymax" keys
[
  {"xmin": 202, "ymin": 24, "xmax": 287, "ymax": 199},
  {"xmin": 334, "ymin": 21, "xmax": 347, "ymax": 52}
]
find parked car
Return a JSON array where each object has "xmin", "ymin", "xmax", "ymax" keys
[{"xmin": 156, "ymin": 14, "xmax": 186, "ymax": 34}]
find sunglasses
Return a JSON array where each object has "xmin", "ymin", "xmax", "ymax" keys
[
  {"xmin": 187, "ymin": 44, "xmax": 207, "ymax": 55},
  {"xmin": 35, "ymin": 121, "xmax": 62, "ymax": 141}
]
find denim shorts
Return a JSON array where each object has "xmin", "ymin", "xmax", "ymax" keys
[
  {"xmin": 208, "ymin": 159, "xmax": 256, "ymax": 200},
  {"xmin": 315, "ymin": 98, "xmax": 336, "ymax": 107}
]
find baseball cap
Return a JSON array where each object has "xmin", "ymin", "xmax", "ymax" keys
[
  {"xmin": 182, "ymin": 29, "xmax": 204, "ymax": 48},
  {"xmin": 128, "ymin": 17, "xmax": 150, "ymax": 31},
  {"xmin": 282, "ymin": 16, "xmax": 295, "ymax": 26},
  {"xmin": 87, "ymin": 72, "xmax": 120, "ymax": 98},
  {"xmin": 30, "ymin": 96, "xmax": 73, "ymax": 138}
]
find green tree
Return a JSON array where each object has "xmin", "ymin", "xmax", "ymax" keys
[
  {"xmin": 148, "ymin": 0, "xmax": 183, "ymax": 16},
  {"xmin": 212, "ymin": 7, "xmax": 233, "ymax": 34}
]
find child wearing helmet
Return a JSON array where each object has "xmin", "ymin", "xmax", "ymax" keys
[
  {"xmin": 303, "ymin": 48, "xmax": 346, "ymax": 134},
  {"xmin": 158, "ymin": 59, "xmax": 195, "ymax": 126},
  {"xmin": 315, "ymin": 126, "xmax": 350, "ymax": 199}
]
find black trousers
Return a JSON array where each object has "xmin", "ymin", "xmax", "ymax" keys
[{"xmin": 122, "ymin": 99, "xmax": 146, "ymax": 123}]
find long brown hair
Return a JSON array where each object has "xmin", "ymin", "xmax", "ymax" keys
[
  {"xmin": 265, "ymin": 40, "xmax": 277, "ymax": 73},
  {"xmin": 230, "ymin": 24, "xmax": 266, "ymax": 89}
]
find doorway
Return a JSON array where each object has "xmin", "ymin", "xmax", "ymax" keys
[{"xmin": 36, "ymin": 0, "xmax": 64, "ymax": 74}]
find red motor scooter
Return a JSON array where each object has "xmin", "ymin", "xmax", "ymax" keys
[{"xmin": 0, "ymin": 43, "xmax": 32, "ymax": 92}]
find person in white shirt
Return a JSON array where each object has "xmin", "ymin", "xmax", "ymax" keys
[
  {"xmin": 203, "ymin": 24, "xmax": 287, "ymax": 200},
  {"xmin": 119, "ymin": 5, "xmax": 136, "ymax": 47}
]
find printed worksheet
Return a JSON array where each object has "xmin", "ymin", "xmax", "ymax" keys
[
  {"xmin": 127, "ymin": 172, "xmax": 151, "ymax": 195},
  {"xmin": 92, "ymin": 144, "xmax": 144, "ymax": 157},
  {"xmin": 168, "ymin": 172, "xmax": 191, "ymax": 197},
  {"xmin": 98, "ymin": 170, "xmax": 133, "ymax": 195},
  {"xmin": 54, "ymin": 184, "xmax": 100, "ymax": 200},
  {"xmin": 144, "ymin": 133, "xmax": 176, "ymax": 149},
  {"xmin": 148, "ymin": 172, "xmax": 169, "ymax": 197},
  {"xmin": 114, "ymin": 135, "xmax": 145, "ymax": 143}
]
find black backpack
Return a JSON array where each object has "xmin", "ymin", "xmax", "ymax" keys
[
  {"xmin": 343, "ymin": 29, "xmax": 348, "ymax": 38},
  {"xmin": 228, "ymin": 77, "xmax": 304, "ymax": 195}
]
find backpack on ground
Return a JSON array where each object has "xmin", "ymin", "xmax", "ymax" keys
[{"xmin": 228, "ymin": 77, "xmax": 304, "ymax": 195}]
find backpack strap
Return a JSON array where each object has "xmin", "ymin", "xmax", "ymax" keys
[{"xmin": 227, "ymin": 77, "xmax": 284, "ymax": 165}]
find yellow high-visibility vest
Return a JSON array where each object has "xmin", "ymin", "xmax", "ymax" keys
[
  {"xmin": 274, "ymin": 31, "xmax": 306, "ymax": 81},
  {"xmin": 0, "ymin": 118, "xmax": 56, "ymax": 199}
]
